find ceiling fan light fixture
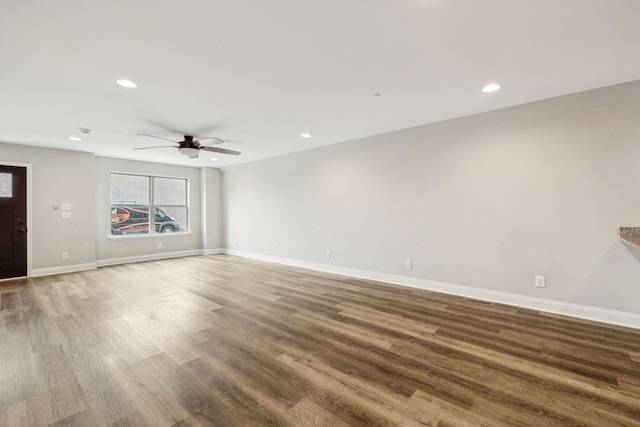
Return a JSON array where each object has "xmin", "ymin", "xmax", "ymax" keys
[{"xmin": 178, "ymin": 147, "xmax": 199, "ymax": 157}]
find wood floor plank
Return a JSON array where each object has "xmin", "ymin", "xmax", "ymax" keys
[
  {"xmin": 183, "ymin": 360, "xmax": 272, "ymax": 426},
  {"xmin": 336, "ymin": 302, "xmax": 439, "ymax": 337},
  {"xmin": 1, "ymin": 254, "xmax": 639, "ymax": 426},
  {"xmin": 287, "ymin": 398, "xmax": 352, "ymax": 427},
  {"xmin": 102, "ymin": 352, "xmax": 194, "ymax": 426},
  {"xmin": 0, "ymin": 400, "xmax": 29, "ymax": 427},
  {"xmin": 110, "ymin": 411, "xmax": 149, "ymax": 427},
  {"xmin": 291, "ymin": 310, "xmax": 395, "ymax": 350},
  {"xmin": 67, "ymin": 348, "xmax": 135, "ymax": 424},
  {"xmin": 33, "ymin": 345, "xmax": 86, "ymax": 424},
  {"xmin": 278, "ymin": 352, "xmax": 427, "ymax": 427},
  {"xmin": 0, "ymin": 332, "xmax": 35, "ymax": 407},
  {"xmin": 475, "ymin": 361, "xmax": 640, "ymax": 425}
]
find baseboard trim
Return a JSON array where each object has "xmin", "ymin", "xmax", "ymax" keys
[
  {"xmin": 32, "ymin": 262, "xmax": 97, "ymax": 277},
  {"xmin": 0, "ymin": 275, "xmax": 28, "ymax": 283},
  {"xmin": 203, "ymin": 248, "xmax": 225, "ymax": 255},
  {"xmin": 223, "ymin": 249, "xmax": 640, "ymax": 330},
  {"xmin": 96, "ymin": 250, "xmax": 204, "ymax": 267}
]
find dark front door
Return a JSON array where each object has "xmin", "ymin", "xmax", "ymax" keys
[{"xmin": 0, "ymin": 165, "xmax": 27, "ymax": 279}]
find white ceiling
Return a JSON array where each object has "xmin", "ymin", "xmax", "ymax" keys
[{"xmin": 2, "ymin": 0, "xmax": 640, "ymax": 168}]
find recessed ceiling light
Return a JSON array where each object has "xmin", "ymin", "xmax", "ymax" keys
[
  {"xmin": 301, "ymin": 133, "xmax": 312, "ymax": 138},
  {"xmin": 211, "ymin": 158, "xmax": 218, "ymax": 161},
  {"xmin": 69, "ymin": 137, "xmax": 82, "ymax": 141},
  {"xmin": 482, "ymin": 83, "xmax": 501, "ymax": 93},
  {"xmin": 116, "ymin": 79, "xmax": 137, "ymax": 88}
]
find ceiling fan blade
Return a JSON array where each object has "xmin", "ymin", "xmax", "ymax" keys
[
  {"xmin": 134, "ymin": 145, "xmax": 178, "ymax": 150},
  {"xmin": 197, "ymin": 137, "xmax": 224, "ymax": 145},
  {"xmin": 144, "ymin": 121, "xmax": 189, "ymax": 136},
  {"xmin": 137, "ymin": 133, "xmax": 178, "ymax": 143},
  {"xmin": 201, "ymin": 146, "xmax": 241, "ymax": 156},
  {"xmin": 193, "ymin": 124, "xmax": 224, "ymax": 137}
]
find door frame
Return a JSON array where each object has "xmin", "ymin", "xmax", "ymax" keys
[{"xmin": 0, "ymin": 161, "xmax": 32, "ymax": 278}]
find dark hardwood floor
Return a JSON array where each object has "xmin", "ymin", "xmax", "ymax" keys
[{"xmin": 1, "ymin": 255, "xmax": 639, "ymax": 426}]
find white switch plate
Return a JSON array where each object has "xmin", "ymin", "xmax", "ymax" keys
[
  {"xmin": 62, "ymin": 252, "xmax": 69, "ymax": 259},
  {"xmin": 326, "ymin": 250, "xmax": 331, "ymax": 259},
  {"xmin": 273, "ymin": 243, "xmax": 278, "ymax": 252},
  {"xmin": 535, "ymin": 275, "xmax": 546, "ymax": 288},
  {"xmin": 61, "ymin": 203, "xmax": 71, "ymax": 211},
  {"xmin": 405, "ymin": 259, "xmax": 412, "ymax": 269},
  {"xmin": 61, "ymin": 211, "xmax": 71, "ymax": 219}
]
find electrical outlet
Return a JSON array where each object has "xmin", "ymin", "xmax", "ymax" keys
[
  {"xmin": 405, "ymin": 259, "xmax": 412, "ymax": 269},
  {"xmin": 234, "ymin": 239, "xmax": 239, "ymax": 247},
  {"xmin": 62, "ymin": 252, "xmax": 69, "ymax": 259},
  {"xmin": 273, "ymin": 243, "xmax": 278, "ymax": 252},
  {"xmin": 535, "ymin": 275, "xmax": 546, "ymax": 288},
  {"xmin": 61, "ymin": 211, "xmax": 71, "ymax": 219},
  {"xmin": 158, "ymin": 242, "xmax": 163, "ymax": 249},
  {"xmin": 326, "ymin": 250, "xmax": 331, "ymax": 259}
]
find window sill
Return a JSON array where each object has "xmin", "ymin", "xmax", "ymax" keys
[{"xmin": 108, "ymin": 232, "xmax": 191, "ymax": 241}]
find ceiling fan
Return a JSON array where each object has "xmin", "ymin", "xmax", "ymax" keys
[{"xmin": 135, "ymin": 134, "xmax": 241, "ymax": 158}]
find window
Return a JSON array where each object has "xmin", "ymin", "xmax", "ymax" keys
[
  {"xmin": 0, "ymin": 172, "xmax": 12, "ymax": 197},
  {"xmin": 110, "ymin": 172, "xmax": 188, "ymax": 236}
]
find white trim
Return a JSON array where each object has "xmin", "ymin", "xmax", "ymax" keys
[
  {"xmin": 96, "ymin": 249, "xmax": 203, "ymax": 267},
  {"xmin": 110, "ymin": 171, "xmax": 191, "ymax": 235},
  {"xmin": 224, "ymin": 249, "xmax": 640, "ymax": 330},
  {"xmin": 32, "ymin": 262, "xmax": 97, "ymax": 277},
  {"xmin": 0, "ymin": 161, "xmax": 32, "ymax": 277},
  {"xmin": 204, "ymin": 248, "xmax": 224, "ymax": 255},
  {"xmin": 0, "ymin": 275, "xmax": 28, "ymax": 283},
  {"xmin": 108, "ymin": 232, "xmax": 191, "ymax": 240}
]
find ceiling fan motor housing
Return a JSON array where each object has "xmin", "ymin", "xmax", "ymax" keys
[
  {"xmin": 180, "ymin": 135, "xmax": 198, "ymax": 147},
  {"xmin": 178, "ymin": 137, "xmax": 200, "ymax": 157}
]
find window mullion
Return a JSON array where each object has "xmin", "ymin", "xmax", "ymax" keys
[{"xmin": 149, "ymin": 176, "xmax": 155, "ymax": 233}]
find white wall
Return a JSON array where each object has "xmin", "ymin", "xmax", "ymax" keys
[
  {"xmin": 1, "ymin": 142, "xmax": 96, "ymax": 273},
  {"xmin": 0, "ymin": 145, "xmax": 222, "ymax": 272},
  {"xmin": 95, "ymin": 156, "xmax": 207, "ymax": 264},
  {"xmin": 202, "ymin": 167, "xmax": 223, "ymax": 252},
  {"xmin": 222, "ymin": 80, "xmax": 640, "ymax": 316}
]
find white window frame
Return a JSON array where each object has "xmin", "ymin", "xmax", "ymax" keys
[{"xmin": 109, "ymin": 172, "xmax": 190, "ymax": 239}]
